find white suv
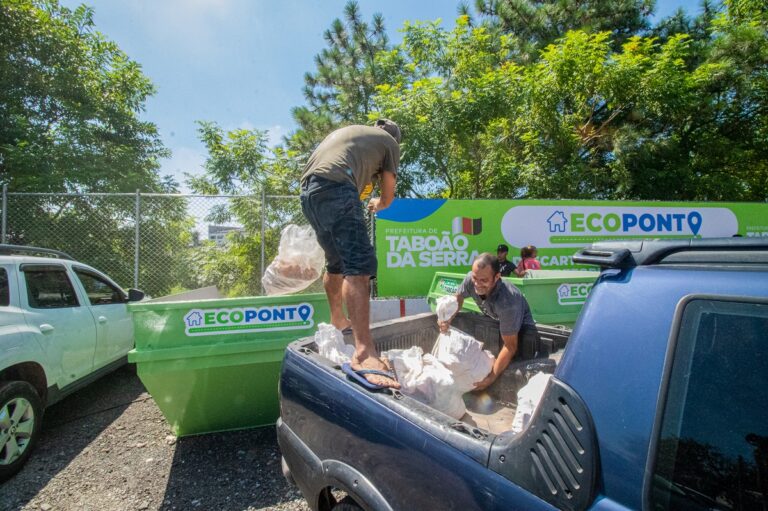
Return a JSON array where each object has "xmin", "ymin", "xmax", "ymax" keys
[{"xmin": 0, "ymin": 245, "xmax": 143, "ymax": 481}]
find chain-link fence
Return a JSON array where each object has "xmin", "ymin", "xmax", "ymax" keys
[{"xmin": 0, "ymin": 188, "xmax": 350, "ymax": 298}]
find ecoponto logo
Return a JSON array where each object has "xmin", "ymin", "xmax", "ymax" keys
[
  {"xmin": 502, "ymin": 206, "xmax": 739, "ymax": 249},
  {"xmin": 437, "ymin": 277, "xmax": 461, "ymax": 294},
  {"xmin": 557, "ymin": 283, "xmax": 594, "ymax": 306},
  {"xmin": 183, "ymin": 303, "xmax": 315, "ymax": 336}
]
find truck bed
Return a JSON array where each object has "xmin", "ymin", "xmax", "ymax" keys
[
  {"xmin": 312, "ymin": 311, "xmax": 570, "ymax": 435},
  {"xmin": 280, "ymin": 310, "xmax": 582, "ymax": 511}
]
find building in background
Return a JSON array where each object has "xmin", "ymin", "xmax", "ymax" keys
[{"xmin": 207, "ymin": 225, "xmax": 245, "ymax": 246}]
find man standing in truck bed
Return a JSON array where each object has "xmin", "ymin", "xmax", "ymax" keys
[{"xmin": 300, "ymin": 119, "xmax": 401, "ymax": 389}]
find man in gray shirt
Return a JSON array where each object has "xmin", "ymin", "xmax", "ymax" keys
[
  {"xmin": 440, "ymin": 252, "xmax": 539, "ymax": 390},
  {"xmin": 300, "ymin": 119, "xmax": 401, "ymax": 389}
]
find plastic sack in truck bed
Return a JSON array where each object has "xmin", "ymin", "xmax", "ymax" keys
[
  {"xmin": 389, "ymin": 328, "xmax": 495, "ymax": 419},
  {"xmin": 263, "ymin": 224, "xmax": 324, "ymax": 295}
]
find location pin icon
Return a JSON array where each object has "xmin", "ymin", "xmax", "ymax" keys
[
  {"xmin": 687, "ymin": 211, "xmax": 702, "ymax": 236},
  {"xmin": 298, "ymin": 304, "xmax": 312, "ymax": 322}
]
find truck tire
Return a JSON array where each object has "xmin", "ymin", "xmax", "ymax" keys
[
  {"xmin": 0, "ymin": 381, "xmax": 43, "ymax": 482},
  {"xmin": 332, "ymin": 496, "xmax": 364, "ymax": 510}
]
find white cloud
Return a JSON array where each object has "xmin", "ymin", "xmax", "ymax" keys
[
  {"xmin": 228, "ymin": 121, "xmax": 289, "ymax": 148},
  {"xmin": 159, "ymin": 146, "xmax": 207, "ymax": 192},
  {"xmin": 236, "ymin": 120, "xmax": 256, "ymax": 131},
  {"xmin": 266, "ymin": 124, "xmax": 288, "ymax": 148}
]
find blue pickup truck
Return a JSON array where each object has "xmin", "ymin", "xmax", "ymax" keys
[{"xmin": 277, "ymin": 239, "xmax": 768, "ymax": 511}]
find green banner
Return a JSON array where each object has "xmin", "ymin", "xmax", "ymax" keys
[{"xmin": 375, "ymin": 199, "xmax": 768, "ymax": 296}]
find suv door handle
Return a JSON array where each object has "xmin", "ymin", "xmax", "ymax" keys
[
  {"xmin": 97, "ymin": 316, "xmax": 107, "ymax": 324},
  {"xmin": 40, "ymin": 324, "xmax": 55, "ymax": 334}
]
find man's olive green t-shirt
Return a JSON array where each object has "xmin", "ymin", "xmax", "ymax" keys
[{"xmin": 300, "ymin": 125, "xmax": 400, "ymax": 195}]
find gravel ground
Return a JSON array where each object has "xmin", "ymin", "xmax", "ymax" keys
[{"xmin": 0, "ymin": 365, "xmax": 311, "ymax": 511}]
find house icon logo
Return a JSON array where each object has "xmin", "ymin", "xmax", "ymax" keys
[
  {"xmin": 557, "ymin": 283, "xmax": 593, "ymax": 305},
  {"xmin": 185, "ymin": 311, "xmax": 203, "ymax": 327},
  {"xmin": 547, "ymin": 211, "xmax": 567, "ymax": 233}
]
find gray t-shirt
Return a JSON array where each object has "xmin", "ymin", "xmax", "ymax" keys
[
  {"xmin": 300, "ymin": 125, "xmax": 400, "ymax": 195},
  {"xmin": 458, "ymin": 273, "xmax": 535, "ymax": 336}
]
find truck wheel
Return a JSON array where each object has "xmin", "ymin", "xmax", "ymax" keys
[
  {"xmin": 332, "ymin": 496, "xmax": 364, "ymax": 511},
  {"xmin": 0, "ymin": 381, "xmax": 43, "ymax": 482}
]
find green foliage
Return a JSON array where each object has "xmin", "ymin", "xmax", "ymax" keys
[
  {"xmin": 0, "ymin": 1, "xmax": 192, "ymax": 297},
  {"xmin": 471, "ymin": 0, "xmax": 655, "ymax": 58},
  {"xmin": 0, "ymin": 0, "xmax": 169, "ymax": 193},
  {"xmin": 186, "ymin": 121, "xmax": 307, "ymax": 297},
  {"xmin": 289, "ymin": 0, "xmax": 391, "ymax": 153},
  {"xmin": 374, "ymin": 7, "xmax": 768, "ymax": 201}
]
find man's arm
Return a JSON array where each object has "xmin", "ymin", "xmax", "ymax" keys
[
  {"xmin": 367, "ymin": 171, "xmax": 396, "ymax": 212},
  {"xmin": 474, "ymin": 332, "xmax": 518, "ymax": 390}
]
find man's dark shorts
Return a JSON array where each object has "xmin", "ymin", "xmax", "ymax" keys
[{"xmin": 300, "ymin": 175, "xmax": 377, "ymax": 277}]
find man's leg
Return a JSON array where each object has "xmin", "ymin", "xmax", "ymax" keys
[
  {"xmin": 300, "ymin": 181, "xmax": 352, "ymax": 332},
  {"xmin": 311, "ymin": 182, "xmax": 396, "ymax": 388},
  {"xmin": 345, "ymin": 275, "xmax": 399, "ymax": 389},
  {"xmin": 323, "ymin": 272, "xmax": 351, "ymax": 331}
]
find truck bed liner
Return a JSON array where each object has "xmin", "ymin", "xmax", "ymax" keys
[{"xmin": 333, "ymin": 312, "xmax": 569, "ymax": 434}]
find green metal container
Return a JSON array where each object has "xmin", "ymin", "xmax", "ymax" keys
[
  {"xmin": 128, "ymin": 294, "xmax": 330, "ymax": 436},
  {"xmin": 428, "ymin": 270, "xmax": 600, "ymax": 327}
]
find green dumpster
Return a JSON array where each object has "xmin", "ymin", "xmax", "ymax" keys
[
  {"xmin": 428, "ymin": 270, "xmax": 600, "ymax": 327},
  {"xmin": 128, "ymin": 294, "xmax": 329, "ymax": 436}
]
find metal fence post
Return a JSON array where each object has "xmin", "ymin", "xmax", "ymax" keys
[
  {"xmin": 260, "ymin": 187, "xmax": 266, "ymax": 295},
  {"xmin": 1, "ymin": 184, "xmax": 7, "ymax": 244},
  {"xmin": 369, "ymin": 209, "xmax": 377, "ymax": 299},
  {"xmin": 134, "ymin": 189, "xmax": 140, "ymax": 289}
]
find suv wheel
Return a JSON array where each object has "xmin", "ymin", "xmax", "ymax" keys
[{"xmin": 0, "ymin": 381, "xmax": 43, "ymax": 482}]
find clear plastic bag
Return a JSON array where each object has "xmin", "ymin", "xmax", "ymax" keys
[{"xmin": 263, "ymin": 224, "xmax": 325, "ymax": 295}]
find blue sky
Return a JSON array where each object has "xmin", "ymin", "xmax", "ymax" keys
[{"xmin": 62, "ymin": 0, "xmax": 704, "ymax": 190}]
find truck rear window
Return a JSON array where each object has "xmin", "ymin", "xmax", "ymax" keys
[{"xmin": 652, "ymin": 299, "xmax": 768, "ymax": 511}]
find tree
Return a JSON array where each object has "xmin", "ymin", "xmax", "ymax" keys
[
  {"xmin": 288, "ymin": 1, "xmax": 390, "ymax": 153},
  {"xmin": 184, "ymin": 122, "xmax": 312, "ymax": 297},
  {"xmin": 374, "ymin": 10, "xmax": 768, "ymax": 201},
  {"xmin": 470, "ymin": 0, "xmax": 654, "ymax": 58},
  {"xmin": 0, "ymin": 1, "xmax": 192, "ymax": 296},
  {"xmin": 0, "ymin": 0, "xmax": 170, "ymax": 193},
  {"xmin": 374, "ymin": 17, "xmax": 525, "ymax": 198}
]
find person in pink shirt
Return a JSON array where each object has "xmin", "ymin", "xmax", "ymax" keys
[{"xmin": 514, "ymin": 245, "xmax": 541, "ymax": 277}]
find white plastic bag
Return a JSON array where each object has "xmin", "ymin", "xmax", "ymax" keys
[
  {"xmin": 511, "ymin": 372, "xmax": 552, "ymax": 433},
  {"xmin": 432, "ymin": 328, "xmax": 495, "ymax": 391},
  {"xmin": 435, "ymin": 295, "xmax": 459, "ymax": 322},
  {"xmin": 314, "ymin": 323, "xmax": 354, "ymax": 365},
  {"xmin": 263, "ymin": 224, "xmax": 325, "ymax": 295},
  {"xmin": 388, "ymin": 347, "xmax": 466, "ymax": 419}
]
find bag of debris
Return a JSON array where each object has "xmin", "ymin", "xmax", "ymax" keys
[
  {"xmin": 432, "ymin": 328, "xmax": 495, "ymax": 391},
  {"xmin": 511, "ymin": 372, "xmax": 552, "ymax": 433},
  {"xmin": 388, "ymin": 347, "xmax": 466, "ymax": 419},
  {"xmin": 435, "ymin": 295, "xmax": 459, "ymax": 322},
  {"xmin": 314, "ymin": 323, "xmax": 354, "ymax": 365},
  {"xmin": 263, "ymin": 224, "xmax": 324, "ymax": 295}
]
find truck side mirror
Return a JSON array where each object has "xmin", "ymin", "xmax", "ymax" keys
[{"xmin": 127, "ymin": 288, "xmax": 145, "ymax": 302}]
